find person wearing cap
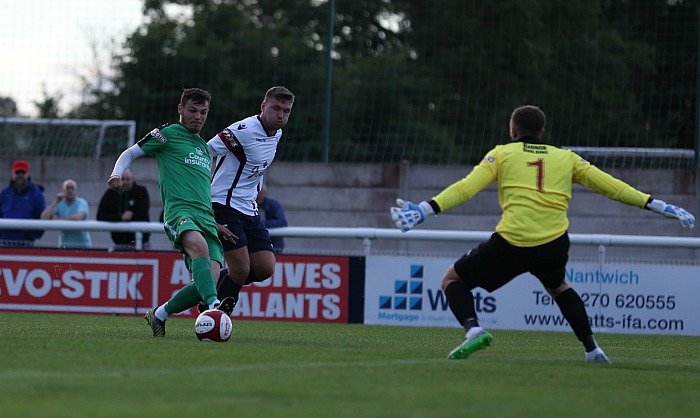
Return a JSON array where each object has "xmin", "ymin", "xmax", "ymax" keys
[{"xmin": 0, "ymin": 160, "xmax": 47, "ymax": 246}]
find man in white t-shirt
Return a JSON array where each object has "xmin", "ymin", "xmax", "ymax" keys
[{"xmin": 41, "ymin": 179, "xmax": 92, "ymax": 248}]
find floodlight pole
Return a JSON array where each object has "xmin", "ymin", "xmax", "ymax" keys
[
  {"xmin": 321, "ymin": 0, "xmax": 334, "ymax": 163},
  {"xmin": 695, "ymin": 9, "xmax": 700, "ymax": 227},
  {"xmin": 696, "ymin": 8, "xmax": 700, "ymax": 168}
]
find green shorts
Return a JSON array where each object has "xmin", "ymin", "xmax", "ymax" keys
[{"xmin": 163, "ymin": 212, "xmax": 224, "ymax": 270}]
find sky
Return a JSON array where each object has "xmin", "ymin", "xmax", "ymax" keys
[{"xmin": 0, "ymin": 0, "xmax": 145, "ymax": 116}]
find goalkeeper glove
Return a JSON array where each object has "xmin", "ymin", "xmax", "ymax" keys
[
  {"xmin": 390, "ymin": 199, "xmax": 435, "ymax": 232},
  {"xmin": 646, "ymin": 199, "xmax": 695, "ymax": 230}
]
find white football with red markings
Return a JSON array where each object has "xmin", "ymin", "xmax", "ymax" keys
[{"xmin": 195, "ymin": 309, "xmax": 233, "ymax": 342}]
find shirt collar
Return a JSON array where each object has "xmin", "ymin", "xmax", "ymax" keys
[{"xmin": 515, "ymin": 136, "xmax": 546, "ymax": 144}]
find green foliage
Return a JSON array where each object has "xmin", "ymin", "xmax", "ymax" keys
[
  {"xmin": 33, "ymin": 89, "xmax": 62, "ymax": 119},
  {"xmin": 74, "ymin": 0, "xmax": 697, "ymax": 165},
  {"xmin": 0, "ymin": 312, "xmax": 698, "ymax": 418},
  {"xmin": 0, "ymin": 97, "xmax": 18, "ymax": 117}
]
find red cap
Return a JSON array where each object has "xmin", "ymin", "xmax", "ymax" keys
[{"xmin": 12, "ymin": 160, "xmax": 29, "ymax": 173}]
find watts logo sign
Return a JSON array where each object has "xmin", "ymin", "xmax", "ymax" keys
[
  {"xmin": 379, "ymin": 264, "xmax": 425, "ymax": 311},
  {"xmin": 365, "ymin": 256, "xmax": 497, "ymax": 328}
]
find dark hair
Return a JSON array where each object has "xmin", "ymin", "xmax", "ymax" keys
[
  {"xmin": 264, "ymin": 86, "xmax": 294, "ymax": 102},
  {"xmin": 511, "ymin": 105, "xmax": 546, "ymax": 137},
  {"xmin": 181, "ymin": 88, "xmax": 212, "ymax": 106}
]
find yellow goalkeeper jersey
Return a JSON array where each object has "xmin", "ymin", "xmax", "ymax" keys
[{"xmin": 432, "ymin": 138, "xmax": 650, "ymax": 247}]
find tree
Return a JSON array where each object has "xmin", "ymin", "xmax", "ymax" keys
[
  {"xmin": 0, "ymin": 97, "xmax": 18, "ymax": 117},
  {"xmin": 67, "ymin": 36, "xmax": 123, "ymax": 120},
  {"xmin": 602, "ymin": 0, "xmax": 698, "ymax": 150},
  {"xmin": 70, "ymin": 0, "xmax": 697, "ymax": 165},
  {"xmin": 33, "ymin": 87, "xmax": 62, "ymax": 119}
]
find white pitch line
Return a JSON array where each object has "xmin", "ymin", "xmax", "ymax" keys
[{"xmin": 0, "ymin": 358, "xmax": 449, "ymax": 380}]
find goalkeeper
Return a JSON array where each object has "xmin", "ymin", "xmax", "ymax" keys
[{"xmin": 391, "ymin": 105, "xmax": 695, "ymax": 363}]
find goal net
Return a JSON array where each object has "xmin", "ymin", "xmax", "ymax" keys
[
  {"xmin": 0, "ymin": 118, "xmax": 135, "ymax": 158},
  {"xmin": 563, "ymin": 147, "xmax": 696, "ymax": 170}
]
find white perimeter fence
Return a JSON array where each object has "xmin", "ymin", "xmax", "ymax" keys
[{"xmin": 1, "ymin": 219, "xmax": 699, "ymax": 263}]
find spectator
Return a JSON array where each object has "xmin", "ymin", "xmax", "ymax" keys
[
  {"xmin": 97, "ymin": 168, "xmax": 151, "ymax": 249},
  {"xmin": 256, "ymin": 184, "xmax": 287, "ymax": 254},
  {"xmin": 41, "ymin": 179, "xmax": 92, "ymax": 249},
  {"xmin": 0, "ymin": 160, "xmax": 46, "ymax": 246}
]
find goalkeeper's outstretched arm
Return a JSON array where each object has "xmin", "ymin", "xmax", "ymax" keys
[
  {"xmin": 577, "ymin": 163, "xmax": 695, "ymax": 230},
  {"xmin": 390, "ymin": 199, "xmax": 440, "ymax": 232},
  {"xmin": 390, "ymin": 160, "xmax": 495, "ymax": 232},
  {"xmin": 645, "ymin": 197, "xmax": 695, "ymax": 230}
]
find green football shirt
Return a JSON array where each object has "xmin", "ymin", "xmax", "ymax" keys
[{"xmin": 137, "ymin": 123, "xmax": 214, "ymax": 223}]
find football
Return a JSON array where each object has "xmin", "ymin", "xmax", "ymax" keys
[{"xmin": 194, "ymin": 309, "xmax": 233, "ymax": 342}]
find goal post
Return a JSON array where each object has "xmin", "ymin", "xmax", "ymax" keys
[
  {"xmin": 563, "ymin": 147, "xmax": 695, "ymax": 170},
  {"xmin": 0, "ymin": 117, "xmax": 136, "ymax": 158}
]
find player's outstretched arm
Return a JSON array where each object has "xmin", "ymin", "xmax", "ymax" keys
[
  {"xmin": 646, "ymin": 198, "xmax": 695, "ymax": 230},
  {"xmin": 390, "ymin": 199, "xmax": 435, "ymax": 232},
  {"xmin": 109, "ymin": 144, "xmax": 145, "ymax": 189}
]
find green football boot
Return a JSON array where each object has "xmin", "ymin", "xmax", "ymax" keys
[{"xmin": 448, "ymin": 329, "xmax": 493, "ymax": 359}]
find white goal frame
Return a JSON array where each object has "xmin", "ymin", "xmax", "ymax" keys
[{"xmin": 0, "ymin": 117, "xmax": 136, "ymax": 158}]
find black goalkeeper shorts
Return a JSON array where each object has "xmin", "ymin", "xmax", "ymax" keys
[{"xmin": 453, "ymin": 232, "xmax": 569, "ymax": 292}]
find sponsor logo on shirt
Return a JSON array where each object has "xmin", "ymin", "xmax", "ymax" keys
[
  {"xmin": 522, "ymin": 143, "xmax": 548, "ymax": 154},
  {"xmin": 184, "ymin": 147, "xmax": 211, "ymax": 169},
  {"xmin": 150, "ymin": 128, "xmax": 167, "ymax": 143},
  {"xmin": 247, "ymin": 161, "xmax": 269, "ymax": 179},
  {"xmin": 219, "ymin": 128, "xmax": 240, "ymax": 148}
]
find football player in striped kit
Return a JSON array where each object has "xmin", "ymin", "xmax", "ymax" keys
[{"xmin": 206, "ymin": 86, "xmax": 295, "ymax": 311}]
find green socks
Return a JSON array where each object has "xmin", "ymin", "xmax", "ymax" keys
[{"xmin": 164, "ymin": 257, "xmax": 217, "ymax": 314}]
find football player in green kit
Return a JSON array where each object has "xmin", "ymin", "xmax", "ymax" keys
[
  {"xmin": 392, "ymin": 105, "xmax": 695, "ymax": 363},
  {"xmin": 108, "ymin": 88, "xmax": 236, "ymax": 337}
]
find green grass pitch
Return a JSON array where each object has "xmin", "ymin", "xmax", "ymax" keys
[{"xmin": 0, "ymin": 312, "xmax": 698, "ymax": 418}]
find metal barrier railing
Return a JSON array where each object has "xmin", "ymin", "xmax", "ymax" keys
[{"xmin": 1, "ymin": 219, "xmax": 699, "ymax": 260}]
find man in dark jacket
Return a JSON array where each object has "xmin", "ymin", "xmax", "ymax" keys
[
  {"xmin": 97, "ymin": 168, "xmax": 151, "ymax": 248},
  {"xmin": 256, "ymin": 184, "xmax": 288, "ymax": 254},
  {"xmin": 0, "ymin": 160, "xmax": 46, "ymax": 246}
]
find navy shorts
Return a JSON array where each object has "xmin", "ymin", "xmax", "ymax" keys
[
  {"xmin": 453, "ymin": 232, "xmax": 569, "ymax": 292},
  {"xmin": 212, "ymin": 203, "xmax": 273, "ymax": 253}
]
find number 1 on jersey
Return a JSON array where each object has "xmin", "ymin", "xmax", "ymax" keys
[{"xmin": 527, "ymin": 159, "xmax": 544, "ymax": 191}]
